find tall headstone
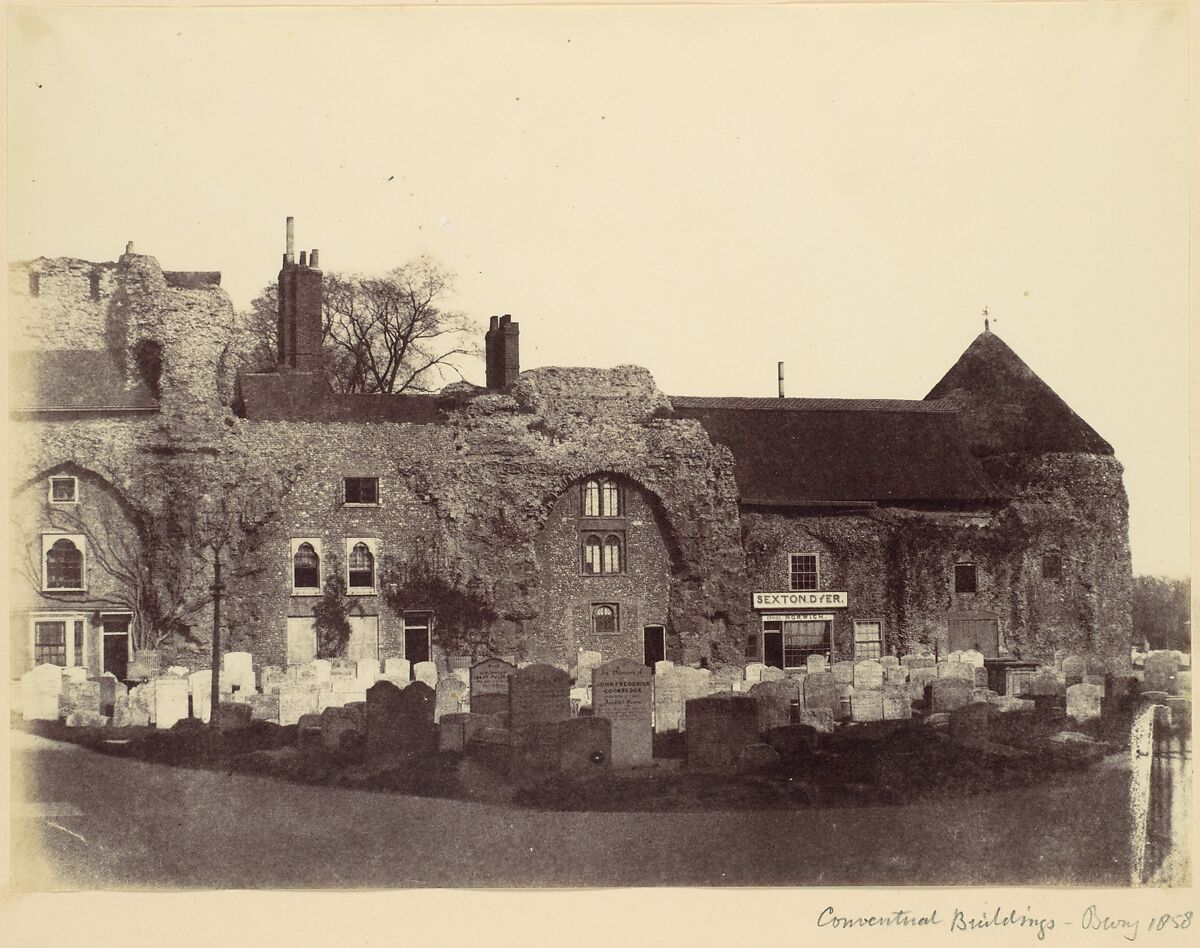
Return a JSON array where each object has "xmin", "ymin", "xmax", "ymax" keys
[
  {"xmin": 356, "ymin": 658, "xmax": 381, "ymax": 688},
  {"xmin": 882, "ymin": 686, "xmax": 911, "ymax": 720},
  {"xmin": 188, "ymin": 670, "xmax": 213, "ymax": 722},
  {"xmin": 435, "ymin": 677, "xmax": 469, "ymax": 722},
  {"xmin": 223, "ymin": 652, "xmax": 255, "ymax": 693},
  {"xmin": 803, "ymin": 672, "xmax": 839, "ymax": 716},
  {"xmin": 748, "ymin": 679, "xmax": 798, "ymax": 731},
  {"xmin": 470, "ymin": 658, "xmax": 515, "ymax": 716},
  {"xmin": 1143, "ymin": 652, "xmax": 1179, "ymax": 695},
  {"xmin": 653, "ymin": 665, "xmax": 685, "ymax": 732},
  {"xmin": 559, "ymin": 717, "xmax": 613, "ymax": 775},
  {"xmin": 413, "ymin": 661, "xmax": 439, "ymax": 690},
  {"xmin": 22, "ymin": 664, "xmax": 63, "ymax": 721},
  {"xmin": 592, "ymin": 659, "xmax": 653, "ymax": 767},
  {"xmin": 950, "ymin": 702, "xmax": 990, "ymax": 747},
  {"xmin": 154, "ymin": 676, "xmax": 189, "ymax": 729},
  {"xmin": 509, "ymin": 664, "xmax": 571, "ymax": 734},
  {"xmin": 574, "ymin": 650, "xmax": 603, "ymax": 687},
  {"xmin": 685, "ymin": 695, "xmax": 759, "ymax": 773},
  {"xmin": 851, "ymin": 689, "xmax": 884, "ymax": 722}
]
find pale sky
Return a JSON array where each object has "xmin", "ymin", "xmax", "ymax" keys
[{"xmin": 6, "ymin": 3, "xmax": 1190, "ymax": 578}]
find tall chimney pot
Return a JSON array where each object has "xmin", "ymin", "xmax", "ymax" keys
[
  {"xmin": 285, "ymin": 216, "xmax": 295, "ymax": 263},
  {"xmin": 299, "ymin": 250, "xmax": 307, "ymax": 267},
  {"xmin": 310, "ymin": 249, "xmax": 319, "ymax": 268}
]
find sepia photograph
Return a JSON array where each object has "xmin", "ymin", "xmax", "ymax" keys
[{"xmin": 3, "ymin": 0, "xmax": 1192, "ymax": 923}]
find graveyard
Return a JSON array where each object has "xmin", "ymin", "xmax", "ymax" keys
[{"xmin": 13, "ymin": 648, "xmax": 1190, "ymax": 816}]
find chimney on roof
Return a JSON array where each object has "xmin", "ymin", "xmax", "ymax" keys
[
  {"xmin": 125, "ymin": 241, "xmax": 135, "ymax": 255},
  {"xmin": 310, "ymin": 249, "xmax": 319, "ymax": 269},
  {"xmin": 485, "ymin": 313, "xmax": 520, "ymax": 390},
  {"xmin": 277, "ymin": 217, "xmax": 323, "ymax": 373},
  {"xmin": 778, "ymin": 361, "xmax": 785, "ymax": 399}
]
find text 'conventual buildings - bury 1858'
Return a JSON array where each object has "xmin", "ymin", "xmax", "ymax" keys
[{"xmin": 8, "ymin": 221, "xmax": 1133, "ymax": 690}]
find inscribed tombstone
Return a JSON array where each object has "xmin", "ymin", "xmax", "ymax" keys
[
  {"xmin": 748, "ymin": 679, "xmax": 798, "ymax": 731},
  {"xmin": 593, "ymin": 659, "xmax": 653, "ymax": 767},
  {"xmin": 509, "ymin": 664, "xmax": 571, "ymax": 734},
  {"xmin": 470, "ymin": 658, "xmax": 515, "ymax": 716},
  {"xmin": 931, "ymin": 677, "xmax": 972, "ymax": 713},
  {"xmin": 154, "ymin": 676, "xmax": 189, "ymax": 729},
  {"xmin": 853, "ymin": 660, "xmax": 884, "ymax": 690}
]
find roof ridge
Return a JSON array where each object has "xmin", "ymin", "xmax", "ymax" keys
[{"xmin": 670, "ymin": 395, "xmax": 958, "ymax": 413}]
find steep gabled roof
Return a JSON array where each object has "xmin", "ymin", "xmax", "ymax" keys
[
  {"xmin": 925, "ymin": 330, "xmax": 1113, "ymax": 457},
  {"xmin": 9, "ymin": 349, "xmax": 158, "ymax": 413},
  {"xmin": 670, "ymin": 396, "xmax": 996, "ymax": 505}
]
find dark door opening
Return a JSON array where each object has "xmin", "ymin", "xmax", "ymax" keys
[
  {"xmin": 404, "ymin": 612, "xmax": 432, "ymax": 675},
  {"xmin": 102, "ymin": 616, "xmax": 130, "ymax": 680},
  {"xmin": 763, "ymin": 627, "xmax": 784, "ymax": 669},
  {"xmin": 643, "ymin": 625, "xmax": 666, "ymax": 669}
]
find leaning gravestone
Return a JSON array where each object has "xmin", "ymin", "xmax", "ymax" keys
[
  {"xmin": 154, "ymin": 676, "xmax": 189, "ymax": 729},
  {"xmin": 592, "ymin": 659, "xmax": 653, "ymax": 767},
  {"xmin": 22, "ymin": 664, "xmax": 63, "ymax": 721},
  {"xmin": 60, "ymin": 679, "xmax": 101, "ymax": 719},
  {"xmin": 853, "ymin": 660, "xmax": 884, "ymax": 691},
  {"xmin": 1067, "ymin": 682, "xmax": 1103, "ymax": 722},
  {"xmin": 470, "ymin": 658, "xmax": 515, "ymax": 716},
  {"xmin": 931, "ymin": 677, "xmax": 972, "ymax": 713},
  {"xmin": 748, "ymin": 679, "xmax": 797, "ymax": 731},
  {"xmin": 366, "ymin": 680, "xmax": 435, "ymax": 760},
  {"xmin": 803, "ymin": 672, "xmax": 839, "ymax": 716},
  {"xmin": 685, "ymin": 695, "xmax": 759, "ymax": 774},
  {"xmin": 509, "ymin": 664, "xmax": 571, "ymax": 735}
]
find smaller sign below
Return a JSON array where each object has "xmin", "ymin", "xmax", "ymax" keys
[
  {"xmin": 764, "ymin": 613, "xmax": 836, "ymax": 623},
  {"xmin": 753, "ymin": 591, "xmax": 848, "ymax": 610}
]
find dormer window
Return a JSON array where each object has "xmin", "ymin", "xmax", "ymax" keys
[
  {"xmin": 344, "ymin": 477, "xmax": 380, "ymax": 506},
  {"xmin": 49, "ymin": 476, "xmax": 78, "ymax": 504},
  {"xmin": 582, "ymin": 478, "xmax": 620, "ymax": 517}
]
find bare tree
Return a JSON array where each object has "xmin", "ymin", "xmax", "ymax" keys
[{"xmin": 236, "ymin": 256, "xmax": 478, "ymax": 394}]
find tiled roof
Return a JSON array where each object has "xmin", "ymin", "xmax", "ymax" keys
[
  {"xmin": 9, "ymin": 350, "xmax": 158, "ymax": 413},
  {"xmin": 237, "ymin": 372, "xmax": 450, "ymax": 424},
  {"xmin": 671, "ymin": 396, "xmax": 957, "ymax": 413}
]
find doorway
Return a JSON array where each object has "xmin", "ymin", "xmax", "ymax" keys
[
  {"xmin": 404, "ymin": 612, "xmax": 432, "ymax": 674},
  {"xmin": 102, "ymin": 615, "xmax": 131, "ymax": 680},
  {"xmin": 643, "ymin": 625, "xmax": 666, "ymax": 669},
  {"xmin": 947, "ymin": 612, "xmax": 1000, "ymax": 657}
]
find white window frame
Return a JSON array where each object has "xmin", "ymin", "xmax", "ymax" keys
[
  {"xmin": 342, "ymin": 476, "xmax": 382, "ymax": 507},
  {"xmin": 30, "ymin": 611, "xmax": 88, "ymax": 669},
  {"xmin": 290, "ymin": 537, "xmax": 323, "ymax": 596},
  {"xmin": 42, "ymin": 533, "xmax": 87, "ymax": 592},
  {"xmin": 853, "ymin": 619, "xmax": 885, "ymax": 661},
  {"xmin": 345, "ymin": 537, "xmax": 380, "ymax": 595},
  {"xmin": 48, "ymin": 476, "xmax": 79, "ymax": 505},
  {"xmin": 789, "ymin": 552, "xmax": 820, "ymax": 591}
]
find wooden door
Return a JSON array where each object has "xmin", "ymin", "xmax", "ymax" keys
[{"xmin": 947, "ymin": 613, "xmax": 1000, "ymax": 657}]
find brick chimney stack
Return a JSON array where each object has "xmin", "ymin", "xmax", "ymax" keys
[
  {"xmin": 277, "ymin": 217, "xmax": 323, "ymax": 372},
  {"xmin": 485, "ymin": 314, "xmax": 520, "ymax": 389}
]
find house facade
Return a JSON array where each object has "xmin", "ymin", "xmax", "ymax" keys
[{"xmin": 8, "ymin": 224, "xmax": 1134, "ymax": 685}]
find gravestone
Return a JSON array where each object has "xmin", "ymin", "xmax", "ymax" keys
[
  {"xmin": 413, "ymin": 661, "xmax": 439, "ymax": 690},
  {"xmin": 831, "ymin": 661, "xmax": 855, "ymax": 685},
  {"xmin": 435, "ymin": 677, "xmax": 469, "ymax": 722},
  {"xmin": 223, "ymin": 652, "xmax": 255, "ymax": 693},
  {"xmin": 247, "ymin": 692, "xmax": 280, "ymax": 722},
  {"xmin": 592, "ymin": 659, "xmax": 653, "ymax": 767},
  {"xmin": 947, "ymin": 650, "xmax": 964, "ymax": 665},
  {"xmin": 356, "ymin": 659, "xmax": 381, "ymax": 688},
  {"xmin": 188, "ymin": 670, "xmax": 213, "ymax": 722},
  {"xmin": 509, "ymin": 664, "xmax": 571, "ymax": 734},
  {"xmin": 92, "ymin": 674, "xmax": 126, "ymax": 717},
  {"xmin": 154, "ymin": 676, "xmax": 189, "ymax": 729},
  {"xmin": 439, "ymin": 712, "xmax": 499, "ymax": 752},
  {"xmin": 559, "ymin": 717, "xmax": 612, "ymax": 774},
  {"xmin": 310, "ymin": 659, "xmax": 332, "ymax": 687},
  {"xmin": 835, "ymin": 684, "xmax": 854, "ymax": 721},
  {"xmin": 803, "ymin": 672, "xmax": 839, "ymax": 716},
  {"xmin": 743, "ymin": 663, "xmax": 767, "ymax": 684},
  {"xmin": 797, "ymin": 708, "xmax": 835, "ymax": 733},
  {"xmin": 278, "ymin": 685, "xmax": 319, "ymax": 726},
  {"xmin": 1066, "ymin": 682, "xmax": 1103, "ymax": 722},
  {"xmin": 685, "ymin": 695, "xmax": 759, "ymax": 773},
  {"xmin": 851, "ymin": 690, "xmax": 884, "ymax": 722},
  {"xmin": 366, "ymin": 680, "xmax": 435, "ymax": 760},
  {"xmin": 129, "ymin": 681, "xmax": 155, "ymax": 726},
  {"xmin": 62, "ymin": 666, "xmax": 88, "ymax": 684},
  {"xmin": 330, "ymin": 657, "xmax": 355, "ymax": 678},
  {"xmin": 973, "ymin": 666, "xmax": 989, "ymax": 688},
  {"xmin": 760, "ymin": 666, "xmax": 786, "ymax": 683},
  {"xmin": 384, "ymin": 657, "xmax": 412, "ymax": 683},
  {"xmin": 882, "ymin": 686, "xmax": 911, "ymax": 720},
  {"xmin": 1062, "ymin": 655, "xmax": 1087, "ymax": 686},
  {"xmin": 653, "ymin": 666, "xmax": 685, "ymax": 732},
  {"xmin": 903, "ymin": 655, "xmax": 936, "ymax": 671},
  {"xmin": 166, "ymin": 665, "xmax": 189, "ymax": 678},
  {"xmin": 470, "ymin": 658, "xmax": 516, "ymax": 716},
  {"xmin": 931, "ymin": 677, "xmax": 972, "ymax": 713},
  {"xmin": 569, "ymin": 686, "xmax": 592, "ymax": 715},
  {"xmin": 287, "ymin": 664, "xmax": 319, "ymax": 688},
  {"xmin": 853, "ymin": 660, "xmax": 884, "ymax": 690},
  {"xmin": 1143, "ymin": 653, "xmax": 1179, "ymax": 694},
  {"xmin": 654, "ymin": 660, "xmax": 675, "ymax": 676},
  {"xmin": 885, "ymin": 666, "xmax": 909, "ymax": 686},
  {"xmin": 1026, "ymin": 672, "xmax": 1065, "ymax": 700},
  {"xmin": 22, "ymin": 664, "xmax": 63, "ymax": 721},
  {"xmin": 126, "ymin": 649, "xmax": 160, "ymax": 681},
  {"xmin": 1177, "ymin": 670, "xmax": 1192, "ymax": 695},
  {"xmin": 806, "ymin": 654, "xmax": 828, "ymax": 675},
  {"xmin": 450, "ymin": 667, "xmax": 471, "ymax": 688},
  {"xmin": 961, "ymin": 649, "xmax": 985, "ymax": 669},
  {"xmin": 879, "ymin": 656, "xmax": 900, "ymax": 669},
  {"xmin": 950, "ymin": 702, "xmax": 990, "ymax": 747},
  {"xmin": 574, "ymin": 650, "xmax": 603, "ymax": 687},
  {"xmin": 748, "ymin": 679, "xmax": 798, "ymax": 731},
  {"xmin": 320, "ymin": 706, "xmax": 360, "ymax": 750},
  {"xmin": 260, "ymin": 666, "xmax": 285, "ymax": 695},
  {"xmin": 215, "ymin": 703, "xmax": 252, "ymax": 731}
]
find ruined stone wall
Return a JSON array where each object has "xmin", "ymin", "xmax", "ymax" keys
[{"xmin": 8, "ymin": 258, "xmax": 121, "ymax": 351}]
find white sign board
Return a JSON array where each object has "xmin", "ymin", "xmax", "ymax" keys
[
  {"xmin": 764, "ymin": 613, "xmax": 836, "ymax": 623},
  {"xmin": 753, "ymin": 591, "xmax": 848, "ymax": 610}
]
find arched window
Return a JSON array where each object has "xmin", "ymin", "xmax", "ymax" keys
[
  {"xmin": 583, "ymin": 480, "xmax": 601, "ymax": 517},
  {"xmin": 348, "ymin": 542, "xmax": 375, "ymax": 590},
  {"xmin": 603, "ymin": 535, "xmax": 622, "ymax": 574},
  {"xmin": 583, "ymin": 535, "xmax": 603, "ymax": 574},
  {"xmin": 293, "ymin": 543, "xmax": 320, "ymax": 590},
  {"xmin": 592, "ymin": 604, "xmax": 618, "ymax": 635},
  {"xmin": 46, "ymin": 538, "xmax": 83, "ymax": 589}
]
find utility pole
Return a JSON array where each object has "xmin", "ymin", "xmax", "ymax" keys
[{"xmin": 209, "ymin": 545, "xmax": 224, "ymax": 726}]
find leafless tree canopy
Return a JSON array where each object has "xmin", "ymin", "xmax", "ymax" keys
[{"xmin": 236, "ymin": 256, "xmax": 478, "ymax": 394}]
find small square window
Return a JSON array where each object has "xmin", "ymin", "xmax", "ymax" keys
[
  {"xmin": 343, "ymin": 477, "xmax": 380, "ymax": 505},
  {"xmin": 790, "ymin": 554, "xmax": 819, "ymax": 591},
  {"xmin": 592, "ymin": 603, "xmax": 619, "ymax": 635},
  {"xmin": 1042, "ymin": 552, "xmax": 1062, "ymax": 582},
  {"xmin": 49, "ymin": 477, "xmax": 78, "ymax": 504},
  {"xmin": 954, "ymin": 564, "xmax": 978, "ymax": 594}
]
